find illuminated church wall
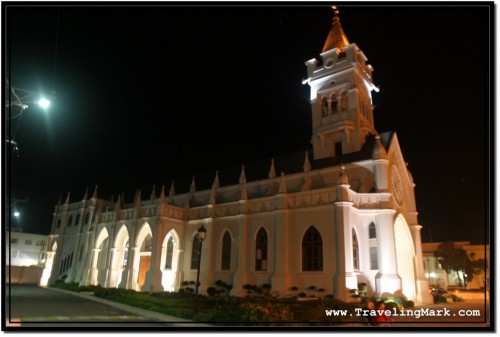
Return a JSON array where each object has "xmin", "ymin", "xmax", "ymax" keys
[{"xmin": 40, "ymin": 8, "xmax": 432, "ymax": 305}]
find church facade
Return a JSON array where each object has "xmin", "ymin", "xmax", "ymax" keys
[{"xmin": 40, "ymin": 8, "xmax": 432, "ymax": 305}]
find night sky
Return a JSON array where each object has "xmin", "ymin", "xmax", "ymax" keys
[{"xmin": 5, "ymin": 3, "xmax": 491, "ymax": 245}]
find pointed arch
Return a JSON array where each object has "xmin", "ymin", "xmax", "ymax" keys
[
  {"xmin": 352, "ymin": 228, "xmax": 360, "ymax": 270},
  {"xmin": 191, "ymin": 233, "xmax": 202, "ymax": 270},
  {"xmin": 160, "ymin": 229, "xmax": 181, "ymax": 292},
  {"xmin": 162, "ymin": 229, "xmax": 180, "ymax": 270},
  {"xmin": 95, "ymin": 227, "xmax": 110, "ymax": 249},
  {"xmin": 67, "ymin": 215, "xmax": 73, "ymax": 227},
  {"xmin": 95, "ymin": 228, "xmax": 110, "ymax": 287},
  {"xmin": 112, "ymin": 225, "xmax": 130, "ymax": 287},
  {"xmin": 302, "ymin": 226, "xmax": 323, "ymax": 271},
  {"xmin": 255, "ymin": 227, "xmax": 268, "ymax": 271},
  {"xmin": 394, "ymin": 214, "xmax": 416, "ymax": 301},
  {"xmin": 134, "ymin": 222, "xmax": 153, "ymax": 289},
  {"xmin": 221, "ymin": 230, "xmax": 232, "ymax": 271}
]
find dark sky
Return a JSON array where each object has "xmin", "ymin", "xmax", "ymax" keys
[{"xmin": 5, "ymin": 3, "xmax": 491, "ymax": 245}]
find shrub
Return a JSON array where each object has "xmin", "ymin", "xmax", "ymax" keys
[
  {"xmin": 433, "ymin": 294, "xmax": 447, "ymax": 304},
  {"xmin": 207, "ymin": 287, "xmax": 217, "ymax": 297},
  {"xmin": 241, "ymin": 301, "xmax": 294, "ymax": 323},
  {"xmin": 393, "ymin": 296, "xmax": 407, "ymax": 306},
  {"xmin": 384, "ymin": 301, "xmax": 399, "ymax": 313},
  {"xmin": 404, "ymin": 300, "xmax": 415, "ymax": 308}
]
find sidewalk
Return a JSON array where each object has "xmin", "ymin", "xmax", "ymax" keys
[{"xmin": 48, "ymin": 287, "xmax": 212, "ymax": 327}]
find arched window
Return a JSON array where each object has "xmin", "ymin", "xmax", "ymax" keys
[
  {"xmin": 221, "ymin": 231, "xmax": 231, "ymax": 271},
  {"xmin": 141, "ymin": 234, "xmax": 153, "ymax": 252},
  {"xmin": 369, "ymin": 222, "xmax": 378, "ymax": 270},
  {"xmin": 84, "ymin": 211, "xmax": 90, "ymax": 225},
  {"xmin": 322, "ymin": 97, "xmax": 329, "ymax": 117},
  {"xmin": 352, "ymin": 229, "xmax": 359, "ymax": 270},
  {"xmin": 302, "ymin": 226, "xmax": 323, "ymax": 271},
  {"xmin": 75, "ymin": 214, "xmax": 81, "ymax": 226},
  {"xmin": 67, "ymin": 215, "xmax": 73, "ymax": 227},
  {"xmin": 340, "ymin": 91, "xmax": 348, "ymax": 111},
  {"xmin": 255, "ymin": 228, "xmax": 268, "ymax": 271},
  {"xmin": 56, "ymin": 218, "xmax": 62, "ymax": 228},
  {"xmin": 191, "ymin": 236, "xmax": 201, "ymax": 269},
  {"xmin": 331, "ymin": 95, "xmax": 338, "ymax": 114},
  {"xmin": 165, "ymin": 237, "xmax": 174, "ymax": 269}
]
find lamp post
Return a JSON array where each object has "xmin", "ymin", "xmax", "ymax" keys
[{"xmin": 193, "ymin": 224, "xmax": 207, "ymax": 315}]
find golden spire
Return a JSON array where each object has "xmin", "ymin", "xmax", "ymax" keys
[{"xmin": 322, "ymin": 6, "xmax": 350, "ymax": 53}]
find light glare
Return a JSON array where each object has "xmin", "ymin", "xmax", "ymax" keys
[{"xmin": 37, "ymin": 98, "xmax": 51, "ymax": 109}]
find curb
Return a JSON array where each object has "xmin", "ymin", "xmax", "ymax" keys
[{"xmin": 46, "ymin": 287, "xmax": 211, "ymax": 327}]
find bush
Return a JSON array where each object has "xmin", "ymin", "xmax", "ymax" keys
[
  {"xmin": 52, "ymin": 281, "xmax": 80, "ymax": 292},
  {"xmin": 393, "ymin": 296, "xmax": 407, "ymax": 306},
  {"xmin": 433, "ymin": 294, "xmax": 447, "ymax": 304},
  {"xmin": 241, "ymin": 301, "xmax": 294, "ymax": 323},
  {"xmin": 404, "ymin": 300, "xmax": 415, "ymax": 308},
  {"xmin": 384, "ymin": 301, "xmax": 399, "ymax": 313}
]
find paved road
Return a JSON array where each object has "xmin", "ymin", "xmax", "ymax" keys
[{"xmin": 5, "ymin": 285, "xmax": 174, "ymax": 328}]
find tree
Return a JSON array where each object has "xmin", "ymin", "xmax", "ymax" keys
[{"xmin": 434, "ymin": 242, "xmax": 475, "ymax": 287}]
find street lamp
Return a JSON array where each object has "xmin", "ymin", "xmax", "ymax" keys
[{"xmin": 194, "ymin": 224, "xmax": 207, "ymax": 314}]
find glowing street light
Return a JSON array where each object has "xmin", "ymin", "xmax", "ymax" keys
[
  {"xmin": 13, "ymin": 211, "xmax": 20, "ymax": 217},
  {"xmin": 37, "ymin": 98, "xmax": 51, "ymax": 109},
  {"xmin": 193, "ymin": 224, "xmax": 207, "ymax": 315}
]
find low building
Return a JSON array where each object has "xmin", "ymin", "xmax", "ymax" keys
[
  {"xmin": 6, "ymin": 230, "xmax": 48, "ymax": 267},
  {"xmin": 422, "ymin": 241, "xmax": 489, "ymax": 290}
]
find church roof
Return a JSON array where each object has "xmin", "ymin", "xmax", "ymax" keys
[
  {"xmin": 322, "ymin": 6, "xmax": 350, "ymax": 53},
  {"xmin": 83, "ymin": 132, "xmax": 395, "ymax": 209}
]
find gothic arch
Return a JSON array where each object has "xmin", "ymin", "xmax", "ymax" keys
[
  {"xmin": 255, "ymin": 226, "xmax": 270, "ymax": 272},
  {"xmin": 219, "ymin": 229, "xmax": 233, "ymax": 271},
  {"xmin": 394, "ymin": 214, "xmax": 416, "ymax": 301},
  {"xmin": 112, "ymin": 225, "xmax": 130, "ymax": 287},
  {"xmin": 95, "ymin": 227, "xmax": 110, "ymax": 249},
  {"xmin": 133, "ymin": 222, "xmax": 153, "ymax": 290},
  {"xmin": 94, "ymin": 227, "xmax": 110, "ymax": 286},
  {"xmin": 160, "ymin": 229, "xmax": 181, "ymax": 292},
  {"xmin": 302, "ymin": 225, "xmax": 323, "ymax": 272},
  {"xmin": 352, "ymin": 227, "xmax": 360, "ymax": 270}
]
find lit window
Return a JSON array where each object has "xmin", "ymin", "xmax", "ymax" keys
[
  {"xmin": 122, "ymin": 239, "xmax": 129, "ymax": 267},
  {"xmin": 165, "ymin": 237, "xmax": 174, "ymax": 269},
  {"xmin": 369, "ymin": 222, "xmax": 378, "ymax": 270},
  {"xmin": 352, "ymin": 229, "xmax": 359, "ymax": 270},
  {"xmin": 191, "ymin": 236, "xmax": 201, "ymax": 269}
]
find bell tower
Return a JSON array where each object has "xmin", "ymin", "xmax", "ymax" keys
[{"xmin": 304, "ymin": 6, "xmax": 378, "ymax": 160}]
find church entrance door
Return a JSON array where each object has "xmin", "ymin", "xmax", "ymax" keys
[{"xmin": 138, "ymin": 255, "xmax": 151, "ymax": 288}]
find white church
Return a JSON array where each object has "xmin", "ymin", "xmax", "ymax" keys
[{"xmin": 40, "ymin": 8, "xmax": 432, "ymax": 305}]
